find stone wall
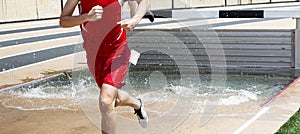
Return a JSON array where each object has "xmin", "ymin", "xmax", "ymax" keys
[{"xmin": 0, "ymin": 0, "xmax": 62, "ymax": 22}]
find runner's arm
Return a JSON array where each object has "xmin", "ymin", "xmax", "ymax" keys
[
  {"xmin": 119, "ymin": 0, "xmax": 149, "ymax": 31},
  {"xmin": 132, "ymin": 0, "xmax": 149, "ymax": 20},
  {"xmin": 59, "ymin": 0, "xmax": 102, "ymax": 28},
  {"xmin": 128, "ymin": 1, "xmax": 138, "ymax": 18},
  {"xmin": 59, "ymin": 0, "xmax": 85, "ymax": 28}
]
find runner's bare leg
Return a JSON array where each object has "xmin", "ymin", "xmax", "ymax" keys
[{"xmin": 99, "ymin": 84, "xmax": 140, "ymax": 134}]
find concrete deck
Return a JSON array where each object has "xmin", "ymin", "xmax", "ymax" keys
[{"xmin": 0, "ymin": 2, "xmax": 299, "ymax": 133}]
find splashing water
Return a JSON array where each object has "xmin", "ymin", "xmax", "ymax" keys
[{"xmin": 0, "ymin": 72, "xmax": 293, "ymax": 116}]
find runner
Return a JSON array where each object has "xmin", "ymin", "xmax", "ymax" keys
[{"xmin": 59, "ymin": 0, "xmax": 149, "ymax": 133}]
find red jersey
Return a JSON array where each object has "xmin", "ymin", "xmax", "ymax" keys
[{"xmin": 80, "ymin": 0, "xmax": 126, "ymax": 56}]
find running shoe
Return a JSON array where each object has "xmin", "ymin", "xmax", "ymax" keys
[
  {"xmin": 134, "ymin": 98, "xmax": 149, "ymax": 128},
  {"xmin": 144, "ymin": 11, "xmax": 155, "ymax": 22}
]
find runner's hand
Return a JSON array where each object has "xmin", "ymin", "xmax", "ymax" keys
[
  {"xmin": 87, "ymin": 5, "xmax": 103, "ymax": 21},
  {"xmin": 117, "ymin": 18, "xmax": 140, "ymax": 32}
]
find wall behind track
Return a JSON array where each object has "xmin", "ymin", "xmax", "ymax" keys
[{"xmin": 127, "ymin": 29, "xmax": 295, "ymax": 76}]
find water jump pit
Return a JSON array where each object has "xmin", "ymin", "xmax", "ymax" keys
[{"xmin": 0, "ymin": 67, "xmax": 294, "ymax": 133}]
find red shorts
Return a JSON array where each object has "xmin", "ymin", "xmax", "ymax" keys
[
  {"xmin": 83, "ymin": 30, "xmax": 130, "ymax": 89},
  {"xmin": 94, "ymin": 41, "xmax": 130, "ymax": 89}
]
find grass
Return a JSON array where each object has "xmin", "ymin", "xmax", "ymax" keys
[
  {"xmin": 276, "ymin": 108, "xmax": 300, "ymax": 134},
  {"xmin": 40, "ymin": 69, "xmax": 65, "ymax": 76},
  {"xmin": 21, "ymin": 77, "xmax": 36, "ymax": 83}
]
